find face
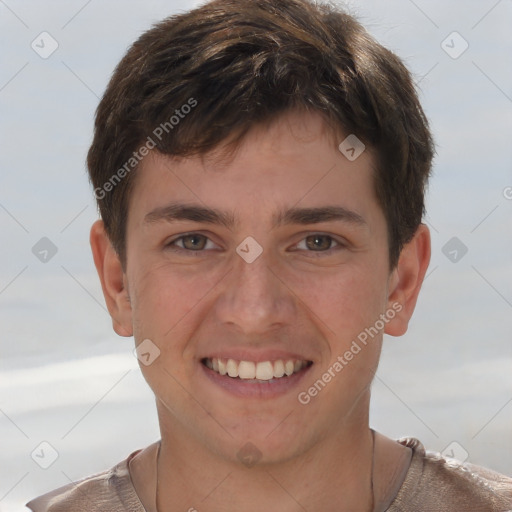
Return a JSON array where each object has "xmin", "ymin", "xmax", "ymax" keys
[{"xmin": 93, "ymin": 109, "xmax": 427, "ymax": 465}]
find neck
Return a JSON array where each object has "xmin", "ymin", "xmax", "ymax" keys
[{"xmin": 155, "ymin": 406, "xmax": 375, "ymax": 512}]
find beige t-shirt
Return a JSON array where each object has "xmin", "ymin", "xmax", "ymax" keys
[{"xmin": 26, "ymin": 437, "xmax": 512, "ymax": 511}]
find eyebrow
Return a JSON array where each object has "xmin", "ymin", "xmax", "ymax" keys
[{"xmin": 144, "ymin": 202, "xmax": 367, "ymax": 229}]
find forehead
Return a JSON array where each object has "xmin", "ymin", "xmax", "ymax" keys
[{"xmin": 129, "ymin": 110, "xmax": 380, "ymax": 228}]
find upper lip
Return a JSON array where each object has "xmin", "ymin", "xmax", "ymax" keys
[{"xmin": 200, "ymin": 349, "xmax": 313, "ymax": 363}]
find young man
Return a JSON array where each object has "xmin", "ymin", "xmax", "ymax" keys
[{"xmin": 27, "ymin": 0, "xmax": 512, "ymax": 510}]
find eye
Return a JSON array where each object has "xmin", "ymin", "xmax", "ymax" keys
[
  {"xmin": 295, "ymin": 234, "xmax": 343, "ymax": 253},
  {"xmin": 166, "ymin": 233, "xmax": 217, "ymax": 252},
  {"xmin": 165, "ymin": 232, "xmax": 344, "ymax": 254}
]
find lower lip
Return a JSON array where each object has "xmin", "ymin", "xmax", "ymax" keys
[{"xmin": 200, "ymin": 361, "xmax": 313, "ymax": 398}]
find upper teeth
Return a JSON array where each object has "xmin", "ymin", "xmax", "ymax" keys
[{"xmin": 204, "ymin": 358, "xmax": 309, "ymax": 380}]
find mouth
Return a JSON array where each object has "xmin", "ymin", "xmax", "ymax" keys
[
  {"xmin": 200, "ymin": 356, "xmax": 313, "ymax": 397},
  {"xmin": 201, "ymin": 357, "xmax": 312, "ymax": 382}
]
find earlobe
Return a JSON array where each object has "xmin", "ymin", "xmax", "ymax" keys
[
  {"xmin": 384, "ymin": 224, "xmax": 431, "ymax": 337},
  {"xmin": 90, "ymin": 219, "xmax": 133, "ymax": 337}
]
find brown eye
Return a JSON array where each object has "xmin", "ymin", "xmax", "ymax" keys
[
  {"xmin": 304, "ymin": 234, "xmax": 335, "ymax": 251},
  {"xmin": 167, "ymin": 234, "xmax": 213, "ymax": 252},
  {"xmin": 180, "ymin": 234, "xmax": 208, "ymax": 250}
]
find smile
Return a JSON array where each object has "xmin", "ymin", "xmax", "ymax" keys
[{"xmin": 202, "ymin": 357, "xmax": 313, "ymax": 382}]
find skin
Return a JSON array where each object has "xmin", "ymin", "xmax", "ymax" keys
[{"xmin": 91, "ymin": 109, "xmax": 430, "ymax": 511}]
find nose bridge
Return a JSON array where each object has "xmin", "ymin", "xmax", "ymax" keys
[{"xmin": 215, "ymin": 245, "xmax": 290, "ymax": 333}]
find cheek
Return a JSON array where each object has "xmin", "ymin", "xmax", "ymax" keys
[
  {"xmin": 289, "ymin": 264, "xmax": 387, "ymax": 339},
  {"xmin": 129, "ymin": 261, "xmax": 222, "ymax": 343},
  {"xmin": 128, "ymin": 264, "xmax": 214, "ymax": 400}
]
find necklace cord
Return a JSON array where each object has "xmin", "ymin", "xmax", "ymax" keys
[{"xmin": 370, "ymin": 428, "xmax": 376, "ymax": 512}]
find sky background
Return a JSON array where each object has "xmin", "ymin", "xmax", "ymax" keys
[{"xmin": 0, "ymin": 0, "xmax": 511, "ymax": 510}]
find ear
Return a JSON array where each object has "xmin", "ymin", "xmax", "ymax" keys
[
  {"xmin": 384, "ymin": 223, "xmax": 431, "ymax": 337},
  {"xmin": 90, "ymin": 219, "xmax": 133, "ymax": 337}
]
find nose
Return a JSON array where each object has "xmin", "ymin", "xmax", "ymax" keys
[{"xmin": 213, "ymin": 246, "xmax": 295, "ymax": 336}]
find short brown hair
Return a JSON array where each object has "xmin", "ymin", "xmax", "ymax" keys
[{"xmin": 87, "ymin": 0, "xmax": 434, "ymax": 269}]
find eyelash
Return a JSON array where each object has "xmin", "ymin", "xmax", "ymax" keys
[{"xmin": 165, "ymin": 232, "xmax": 345, "ymax": 255}]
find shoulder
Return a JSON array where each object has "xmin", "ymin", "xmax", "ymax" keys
[
  {"xmin": 388, "ymin": 437, "xmax": 512, "ymax": 512},
  {"xmin": 25, "ymin": 448, "xmax": 146, "ymax": 512}
]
